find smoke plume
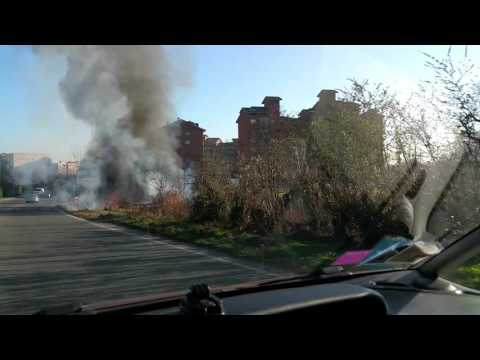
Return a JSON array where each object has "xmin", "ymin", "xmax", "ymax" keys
[{"xmin": 32, "ymin": 45, "xmax": 186, "ymax": 208}]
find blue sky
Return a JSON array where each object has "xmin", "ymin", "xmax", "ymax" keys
[{"xmin": 1, "ymin": 45, "xmax": 478, "ymax": 161}]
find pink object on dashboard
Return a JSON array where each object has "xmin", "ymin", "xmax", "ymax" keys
[{"xmin": 332, "ymin": 250, "xmax": 371, "ymax": 266}]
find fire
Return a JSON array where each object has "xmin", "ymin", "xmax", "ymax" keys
[
  {"xmin": 103, "ymin": 192, "xmax": 127, "ymax": 209},
  {"xmin": 159, "ymin": 192, "xmax": 184, "ymax": 208},
  {"xmin": 152, "ymin": 191, "xmax": 190, "ymax": 219}
]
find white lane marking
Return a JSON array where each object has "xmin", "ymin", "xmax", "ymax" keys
[{"xmin": 56, "ymin": 208, "xmax": 277, "ymax": 276}]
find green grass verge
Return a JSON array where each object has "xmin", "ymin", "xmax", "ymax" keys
[
  {"xmin": 71, "ymin": 209, "xmax": 344, "ymax": 273},
  {"xmin": 447, "ymin": 264, "xmax": 480, "ymax": 290}
]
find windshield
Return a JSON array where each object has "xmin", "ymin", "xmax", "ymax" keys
[
  {"xmin": 427, "ymin": 153, "xmax": 480, "ymax": 246},
  {"xmin": 1, "ymin": 45, "xmax": 480, "ymax": 314}
]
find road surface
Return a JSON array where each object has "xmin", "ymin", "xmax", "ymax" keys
[{"xmin": 0, "ymin": 198, "xmax": 285, "ymax": 314}]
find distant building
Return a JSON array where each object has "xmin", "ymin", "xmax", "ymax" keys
[
  {"xmin": 236, "ymin": 90, "xmax": 384, "ymax": 161},
  {"xmin": 204, "ymin": 136, "xmax": 239, "ymax": 165},
  {"xmin": 205, "ymin": 137, "xmax": 222, "ymax": 148},
  {"xmin": 237, "ymin": 96, "xmax": 283, "ymax": 160},
  {"xmin": 168, "ymin": 89, "xmax": 384, "ymax": 180},
  {"xmin": 204, "ymin": 137, "xmax": 222, "ymax": 157},
  {"xmin": 52, "ymin": 161, "xmax": 79, "ymax": 177},
  {"xmin": 0, "ymin": 153, "xmax": 55, "ymax": 195},
  {"xmin": 66, "ymin": 161, "xmax": 79, "ymax": 177},
  {"xmin": 167, "ymin": 118, "xmax": 205, "ymax": 171},
  {"xmin": 55, "ymin": 161, "xmax": 67, "ymax": 176},
  {"xmin": 217, "ymin": 139, "xmax": 239, "ymax": 164}
]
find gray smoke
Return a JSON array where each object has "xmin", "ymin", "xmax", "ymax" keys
[
  {"xmin": 32, "ymin": 45, "xmax": 186, "ymax": 208},
  {"xmin": 14, "ymin": 157, "xmax": 55, "ymax": 187}
]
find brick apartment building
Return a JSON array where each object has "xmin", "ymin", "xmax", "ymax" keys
[
  {"xmin": 204, "ymin": 137, "xmax": 222, "ymax": 149},
  {"xmin": 204, "ymin": 137, "xmax": 239, "ymax": 164},
  {"xmin": 237, "ymin": 96, "xmax": 302, "ymax": 160},
  {"xmin": 217, "ymin": 139, "xmax": 239, "ymax": 164},
  {"xmin": 171, "ymin": 89, "xmax": 384, "ymax": 174},
  {"xmin": 168, "ymin": 118, "xmax": 205, "ymax": 171},
  {"xmin": 236, "ymin": 90, "xmax": 384, "ymax": 161}
]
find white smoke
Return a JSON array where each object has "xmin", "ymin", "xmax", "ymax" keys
[
  {"xmin": 31, "ymin": 46, "xmax": 188, "ymax": 209},
  {"xmin": 14, "ymin": 157, "xmax": 55, "ymax": 187}
]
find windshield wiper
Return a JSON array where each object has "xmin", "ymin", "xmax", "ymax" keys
[
  {"xmin": 256, "ymin": 267, "xmax": 346, "ymax": 287},
  {"xmin": 362, "ymin": 159, "xmax": 420, "ymax": 242},
  {"xmin": 260, "ymin": 264, "xmax": 413, "ymax": 289},
  {"xmin": 367, "ymin": 280, "xmax": 419, "ymax": 291},
  {"xmin": 34, "ymin": 302, "xmax": 86, "ymax": 315}
]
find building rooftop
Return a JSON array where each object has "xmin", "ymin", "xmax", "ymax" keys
[
  {"xmin": 171, "ymin": 118, "xmax": 205, "ymax": 131},
  {"xmin": 280, "ymin": 116, "xmax": 297, "ymax": 122},
  {"xmin": 299, "ymin": 108, "xmax": 315, "ymax": 113},
  {"xmin": 240, "ymin": 106, "xmax": 266, "ymax": 114},
  {"xmin": 262, "ymin": 96, "xmax": 282, "ymax": 104},
  {"xmin": 317, "ymin": 89, "xmax": 337, "ymax": 98},
  {"xmin": 205, "ymin": 138, "xmax": 222, "ymax": 146}
]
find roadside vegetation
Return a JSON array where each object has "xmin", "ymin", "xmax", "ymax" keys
[
  {"xmin": 72, "ymin": 208, "xmax": 345, "ymax": 273},
  {"xmin": 448, "ymin": 265, "xmax": 480, "ymax": 290}
]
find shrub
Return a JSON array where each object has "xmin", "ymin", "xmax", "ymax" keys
[
  {"xmin": 229, "ymin": 194, "xmax": 245, "ymax": 228},
  {"xmin": 191, "ymin": 153, "xmax": 236, "ymax": 224},
  {"xmin": 191, "ymin": 186, "xmax": 227, "ymax": 223},
  {"xmin": 153, "ymin": 191, "xmax": 190, "ymax": 220}
]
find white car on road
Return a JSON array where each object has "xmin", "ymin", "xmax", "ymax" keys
[
  {"xmin": 24, "ymin": 192, "xmax": 40, "ymax": 203},
  {"xmin": 34, "ymin": 187, "xmax": 52, "ymax": 199}
]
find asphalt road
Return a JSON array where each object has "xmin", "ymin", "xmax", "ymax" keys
[{"xmin": 0, "ymin": 197, "xmax": 285, "ymax": 314}]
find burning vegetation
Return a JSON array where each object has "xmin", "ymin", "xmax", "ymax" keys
[{"xmin": 32, "ymin": 45, "xmax": 187, "ymax": 209}]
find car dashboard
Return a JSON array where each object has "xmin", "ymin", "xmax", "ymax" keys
[
  {"xmin": 38, "ymin": 269, "xmax": 480, "ymax": 315},
  {"xmin": 141, "ymin": 283, "xmax": 389, "ymax": 315},
  {"xmin": 136, "ymin": 270, "xmax": 480, "ymax": 315}
]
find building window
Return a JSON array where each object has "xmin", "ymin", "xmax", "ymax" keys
[
  {"xmin": 185, "ymin": 131, "xmax": 191, "ymax": 136},
  {"xmin": 250, "ymin": 119, "xmax": 256, "ymax": 124},
  {"xmin": 185, "ymin": 140, "xmax": 191, "ymax": 145}
]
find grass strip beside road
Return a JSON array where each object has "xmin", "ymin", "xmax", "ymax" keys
[
  {"xmin": 447, "ymin": 264, "xmax": 480, "ymax": 290},
  {"xmin": 69, "ymin": 209, "xmax": 480, "ymax": 287},
  {"xmin": 69, "ymin": 209, "xmax": 344, "ymax": 274}
]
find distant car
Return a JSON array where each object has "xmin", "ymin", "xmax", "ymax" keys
[
  {"xmin": 34, "ymin": 188, "xmax": 52, "ymax": 199},
  {"xmin": 70, "ymin": 196, "xmax": 80, "ymax": 207},
  {"xmin": 24, "ymin": 193, "xmax": 40, "ymax": 203}
]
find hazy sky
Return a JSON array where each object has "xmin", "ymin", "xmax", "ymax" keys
[{"xmin": 0, "ymin": 45, "xmax": 477, "ymax": 162}]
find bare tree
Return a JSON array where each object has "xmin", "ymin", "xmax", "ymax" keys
[{"xmin": 422, "ymin": 47, "xmax": 480, "ymax": 155}]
